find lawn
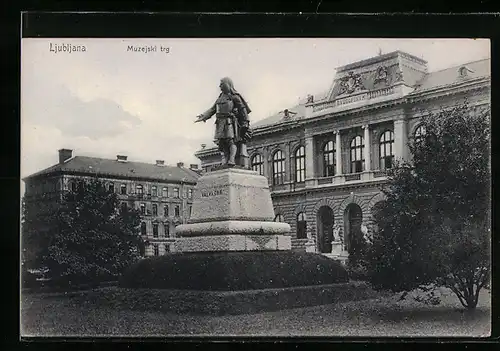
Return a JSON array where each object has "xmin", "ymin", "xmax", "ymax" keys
[{"xmin": 20, "ymin": 286, "xmax": 490, "ymax": 337}]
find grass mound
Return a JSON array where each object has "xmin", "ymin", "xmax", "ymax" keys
[{"xmin": 119, "ymin": 251, "xmax": 348, "ymax": 291}]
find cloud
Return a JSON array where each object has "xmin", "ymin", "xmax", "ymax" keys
[{"xmin": 23, "ymin": 83, "xmax": 141, "ymax": 139}]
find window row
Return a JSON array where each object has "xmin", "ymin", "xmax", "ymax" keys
[
  {"xmin": 121, "ymin": 202, "xmax": 192, "ymax": 218},
  {"xmin": 101, "ymin": 182, "xmax": 193, "ymax": 199},
  {"xmin": 140, "ymin": 222, "xmax": 176, "ymax": 238},
  {"xmin": 151, "ymin": 243, "xmax": 171, "ymax": 256},
  {"xmin": 251, "ymin": 130, "xmax": 403, "ymax": 185}
]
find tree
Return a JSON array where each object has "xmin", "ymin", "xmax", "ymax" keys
[
  {"xmin": 367, "ymin": 100, "xmax": 491, "ymax": 309},
  {"xmin": 22, "ymin": 177, "xmax": 144, "ymax": 287}
]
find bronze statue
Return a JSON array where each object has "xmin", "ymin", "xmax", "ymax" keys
[{"xmin": 195, "ymin": 77, "xmax": 252, "ymax": 168}]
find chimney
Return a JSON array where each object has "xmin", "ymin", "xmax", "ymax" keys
[
  {"xmin": 177, "ymin": 162, "xmax": 184, "ymax": 168},
  {"xmin": 58, "ymin": 149, "xmax": 73, "ymax": 164},
  {"xmin": 116, "ymin": 155, "xmax": 128, "ymax": 162},
  {"xmin": 190, "ymin": 164, "xmax": 199, "ymax": 170},
  {"xmin": 156, "ymin": 160, "xmax": 165, "ymax": 166}
]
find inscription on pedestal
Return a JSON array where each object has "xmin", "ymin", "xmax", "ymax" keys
[{"xmin": 201, "ymin": 189, "xmax": 224, "ymax": 198}]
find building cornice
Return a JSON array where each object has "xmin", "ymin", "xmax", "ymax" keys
[{"xmin": 270, "ymin": 179, "xmax": 388, "ymax": 198}]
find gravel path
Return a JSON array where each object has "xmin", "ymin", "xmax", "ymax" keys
[{"xmin": 20, "ymin": 288, "xmax": 490, "ymax": 337}]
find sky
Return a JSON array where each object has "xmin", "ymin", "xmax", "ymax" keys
[{"xmin": 21, "ymin": 38, "xmax": 490, "ymax": 186}]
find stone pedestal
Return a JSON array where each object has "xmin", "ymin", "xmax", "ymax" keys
[
  {"xmin": 330, "ymin": 241, "xmax": 344, "ymax": 256},
  {"xmin": 305, "ymin": 239, "xmax": 316, "ymax": 253},
  {"xmin": 174, "ymin": 167, "xmax": 291, "ymax": 252}
]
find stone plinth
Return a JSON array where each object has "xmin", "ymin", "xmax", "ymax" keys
[
  {"xmin": 172, "ymin": 234, "xmax": 292, "ymax": 253},
  {"xmin": 305, "ymin": 239, "xmax": 316, "ymax": 253},
  {"xmin": 175, "ymin": 167, "xmax": 291, "ymax": 252},
  {"xmin": 331, "ymin": 241, "xmax": 344, "ymax": 256}
]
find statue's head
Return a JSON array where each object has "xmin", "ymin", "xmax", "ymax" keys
[{"xmin": 219, "ymin": 77, "xmax": 234, "ymax": 94}]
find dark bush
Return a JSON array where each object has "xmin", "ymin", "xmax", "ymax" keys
[{"xmin": 119, "ymin": 251, "xmax": 348, "ymax": 291}]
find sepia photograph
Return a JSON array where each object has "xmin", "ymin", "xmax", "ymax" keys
[{"xmin": 20, "ymin": 36, "xmax": 491, "ymax": 337}]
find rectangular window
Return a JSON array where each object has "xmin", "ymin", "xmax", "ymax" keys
[
  {"xmin": 136, "ymin": 185, "xmax": 144, "ymax": 195},
  {"xmin": 109, "ymin": 182, "xmax": 115, "ymax": 193},
  {"xmin": 152, "ymin": 204, "xmax": 158, "ymax": 216},
  {"xmin": 173, "ymin": 187, "xmax": 180, "ymax": 198},
  {"xmin": 164, "ymin": 244, "xmax": 170, "ymax": 254},
  {"xmin": 175, "ymin": 205, "xmax": 180, "ymax": 217},
  {"xmin": 164, "ymin": 205, "xmax": 169, "ymax": 217},
  {"xmin": 163, "ymin": 187, "xmax": 168, "ymax": 197},
  {"xmin": 188, "ymin": 205, "xmax": 192, "ymax": 218},
  {"xmin": 164, "ymin": 223, "xmax": 170, "ymax": 237},
  {"xmin": 153, "ymin": 223, "xmax": 158, "ymax": 238},
  {"xmin": 151, "ymin": 186, "xmax": 157, "ymax": 197},
  {"xmin": 120, "ymin": 202, "xmax": 127, "ymax": 212},
  {"xmin": 140, "ymin": 203, "xmax": 146, "ymax": 215},
  {"xmin": 187, "ymin": 188, "xmax": 193, "ymax": 199},
  {"xmin": 120, "ymin": 184, "xmax": 127, "ymax": 195},
  {"xmin": 153, "ymin": 244, "xmax": 159, "ymax": 256}
]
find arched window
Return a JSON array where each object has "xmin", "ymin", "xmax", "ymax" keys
[
  {"xmin": 350, "ymin": 135, "xmax": 364, "ymax": 173},
  {"xmin": 296, "ymin": 212, "xmax": 307, "ymax": 239},
  {"xmin": 108, "ymin": 182, "xmax": 115, "ymax": 193},
  {"xmin": 379, "ymin": 130, "xmax": 394, "ymax": 170},
  {"xmin": 136, "ymin": 184, "xmax": 144, "ymax": 195},
  {"xmin": 414, "ymin": 124, "xmax": 426, "ymax": 144},
  {"xmin": 272, "ymin": 150, "xmax": 286, "ymax": 185},
  {"xmin": 294, "ymin": 146, "xmax": 306, "ymax": 183},
  {"xmin": 120, "ymin": 183, "xmax": 127, "ymax": 195},
  {"xmin": 140, "ymin": 222, "xmax": 147, "ymax": 236},
  {"xmin": 151, "ymin": 185, "xmax": 157, "ymax": 197},
  {"xmin": 251, "ymin": 154, "xmax": 264, "ymax": 175},
  {"xmin": 274, "ymin": 214, "xmax": 284, "ymax": 222},
  {"xmin": 323, "ymin": 140, "xmax": 335, "ymax": 177}
]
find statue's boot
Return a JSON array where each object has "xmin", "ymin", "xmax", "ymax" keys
[
  {"xmin": 227, "ymin": 143, "xmax": 237, "ymax": 166},
  {"xmin": 221, "ymin": 152, "xmax": 228, "ymax": 165},
  {"xmin": 239, "ymin": 143, "xmax": 250, "ymax": 169}
]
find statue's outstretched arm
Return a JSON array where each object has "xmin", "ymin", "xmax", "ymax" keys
[{"xmin": 195, "ymin": 104, "xmax": 216, "ymax": 123}]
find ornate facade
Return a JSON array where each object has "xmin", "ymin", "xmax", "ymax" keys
[
  {"xmin": 195, "ymin": 51, "xmax": 491, "ymax": 259},
  {"xmin": 23, "ymin": 150, "xmax": 200, "ymax": 257}
]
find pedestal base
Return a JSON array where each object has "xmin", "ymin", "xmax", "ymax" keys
[
  {"xmin": 173, "ymin": 234, "xmax": 291, "ymax": 253},
  {"xmin": 305, "ymin": 239, "xmax": 316, "ymax": 253},
  {"xmin": 331, "ymin": 241, "xmax": 344, "ymax": 256}
]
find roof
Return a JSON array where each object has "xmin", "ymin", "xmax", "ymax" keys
[
  {"xmin": 336, "ymin": 50, "xmax": 427, "ymax": 73},
  {"xmin": 412, "ymin": 58, "xmax": 490, "ymax": 93},
  {"xmin": 24, "ymin": 156, "xmax": 200, "ymax": 183},
  {"xmin": 252, "ymin": 91, "xmax": 328, "ymax": 129}
]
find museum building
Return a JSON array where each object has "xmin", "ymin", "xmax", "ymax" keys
[
  {"xmin": 22, "ymin": 150, "xmax": 201, "ymax": 257},
  {"xmin": 195, "ymin": 51, "xmax": 491, "ymax": 258}
]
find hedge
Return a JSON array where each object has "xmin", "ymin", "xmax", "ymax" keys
[{"xmin": 119, "ymin": 251, "xmax": 348, "ymax": 291}]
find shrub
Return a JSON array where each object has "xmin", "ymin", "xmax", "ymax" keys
[{"xmin": 119, "ymin": 251, "xmax": 349, "ymax": 291}]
